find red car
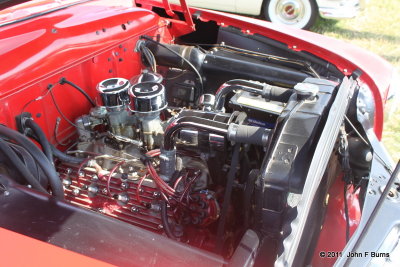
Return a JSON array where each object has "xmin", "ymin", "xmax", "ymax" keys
[{"xmin": 0, "ymin": 0, "xmax": 398, "ymax": 266}]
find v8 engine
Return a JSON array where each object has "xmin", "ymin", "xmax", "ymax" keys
[{"xmin": 59, "ymin": 66, "xmax": 277, "ymax": 250}]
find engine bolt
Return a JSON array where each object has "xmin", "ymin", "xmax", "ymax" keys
[
  {"xmin": 131, "ymin": 206, "xmax": 140, "ymax": 213},
  {"xmin": 88, "ymin": 184, "xmax": 99, "ymax": 196},
  {"xmin": 121, "ymin": 182, "xmax": 129, "ymax": 190},
  {"xmin": 72, "ymin": 188, "xmax": 80, "ymax": 196},
  {"xmin": 78, "ymin": 171, "xmax": 85, "ymax": 178},
  {"xmin": 102, "ymin": 188, "xmax": 108, "ymax": 195},
  {"xmin": 66, "ymin": 168, "xmax": 72, "ymax": 175},
  {"xmin": 62, "ymin": 179, "xmax": 72, "ymax": 188},
  {"xmin": 117, "ymin": 193, "xmax": 129, "ymax": 204},
  {"xmin": 153, "ymin": 191, "xmax": 161, "ymax": 198}
]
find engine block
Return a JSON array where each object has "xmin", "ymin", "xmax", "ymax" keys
[{"xmin": 58, "ymin": 163, "xmax": 164, "ymax": 232}]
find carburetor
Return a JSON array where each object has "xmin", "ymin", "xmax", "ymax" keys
[
  {"xmin": 75, "ymin": 77, "xmax": 136, "ymax": 142},
  {"xmin": 74, "ymin": 71, "xmax": 167, "ymax": 149},
  {"xmin": 129, "ymin": 80, "xmax": 167, "ymax": 149}
]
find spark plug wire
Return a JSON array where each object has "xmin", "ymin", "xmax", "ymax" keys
[{"xmin": 106, "ymin": 161, "xmax": 126, "ymax": 197}]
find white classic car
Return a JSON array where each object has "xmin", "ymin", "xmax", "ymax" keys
[{"xmin": 172, "ymin": 0, "xmax": 365, "ymax": 29}]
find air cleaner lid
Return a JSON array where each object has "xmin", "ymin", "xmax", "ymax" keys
[
  {"xmin": 129, "ymin": 82, "xmax": 167, "ymax": 112},
  {"xmin": 97, "ymin": 78, "xmax": 130, "ymax": 108}
]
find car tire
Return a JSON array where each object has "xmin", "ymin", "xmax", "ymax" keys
[{"xmin": 264, "ymin": 0, "xmax": 318, "ymax": 30}]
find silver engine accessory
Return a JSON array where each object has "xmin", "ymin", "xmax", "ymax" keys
[
  {"xmin": 131, "ymin": 69, "xmax": 163, "ymax": 84},
  {"xmin": 129, "ymin": 82, "xmax": 167, "ymax": 149},
  {"xmin": 129, "ymin": 82, "xmax": 167, "ymax": 113},
  {"xmin": 198, "ymin": 94, "xmax": 215, "ymax": 111},
  {"xmin": 97, "ymin": 78, "xmax": 131, "ymax": 110},
  {"xmin": 75, "ymin": 78, "xmax": 136, "ymax": 142},
  {"xmin": 96, "ymin": 78, "xmax": 135, "ymax": 138}
]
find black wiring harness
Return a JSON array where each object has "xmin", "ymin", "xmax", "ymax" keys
[{"xmin": 0, "ymin": 124, "xmax": 64, "ymax": 199}]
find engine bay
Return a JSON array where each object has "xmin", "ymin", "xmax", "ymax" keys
[
  {"xmin": 22, "ymin": 36, "xmax": 338, "ymax": 256},
  {"xmin": 0, "ymin": 6, "xmax": 357, "ymax": 263}
]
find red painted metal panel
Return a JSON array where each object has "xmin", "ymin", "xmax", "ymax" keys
[
  {"xmin": 0, "ymin": 227, "xmax": 115, "ymax": 267},
  {"xmin": 312, "ymin": 177, "xmax": 361, "ymax": 266},
  {"xmin": 0, "ymin": 2, "xmax": 158, "ymax": 94},
  {"xmin": 0, "ymin": 1, "xmax": 174, "ymax": 144}
]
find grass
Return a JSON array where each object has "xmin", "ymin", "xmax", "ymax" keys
[{"xmin": 310, "ymin": 0, "xmax": 400, "ymax": 161}]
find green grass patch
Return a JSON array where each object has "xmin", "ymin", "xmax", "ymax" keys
[{"xmin": 311, "ymin": 0, "xmax": 400, "ymax": 161}]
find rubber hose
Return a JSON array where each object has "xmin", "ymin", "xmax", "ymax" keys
[
  {"xmin": 25, "ymin": 119, "xmax": 54, "ymax": 164},
  {"xmin": 50, "ymin": 145, "xmax": 84, "ymax": 164},
  {"xmin": 160, "ymin": 201, "xmax": 179, "ymax": 240},
  {"xmin": 216, "ymin": 144, "xmax": 240, "ymax": 252},
  {"xmin": 9, "ymin": 142, "xmax": 49, "ymax": 187},
  {"xmin": 227, "ymin": 124, "xmax": 270, "ymax": 146},
  {"xmin": 0, "ymin": 137, "xmax": 47, "ymax": 193},
  {"xmin": 60, "ymin": 78, "xmax": 96, "ymax": 107},
  {"xmin": 24, "ymin": 119, "xmax": 83, "ymax": 165},
  {"xmin": 0, "ymin": 125, "xmax": 64, "ymax": 199}
]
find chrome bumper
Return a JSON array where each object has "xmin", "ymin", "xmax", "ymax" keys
[{"xmin": 317, "ymin": 0, "xmax": 366, "ymax": 19}]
